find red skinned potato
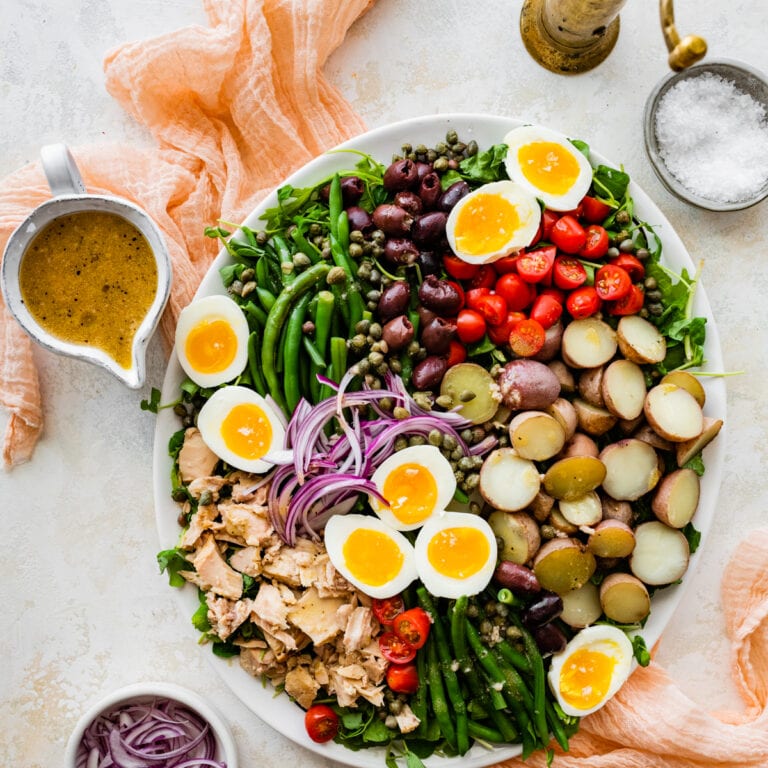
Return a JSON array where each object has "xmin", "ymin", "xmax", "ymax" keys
[
  {"xmin": 560, "ymin": 581, "xmax": 602, "ymax": 628},
  {"xmin": 532, "ymin": 321, "xmax": 564, "ymax": 362},
  {"xmin": 630, "ymin": 521, "xmax": 690, "ymax": 585},
  {"xmin": 497, "ymin": 359, "xmax": 561, "ymax": 411},
  {"xmin": 561, "ymin": 317, "xmax": 617, "ymax": 369},
  {"xmin": 577, "ymin": 367, "xmax": 605, "ymax": 407},
  {"xmin": 573, "ymin": 398, "xmax": 617, "ymax": 436},
  {"xmin": 600, "ymin": 573, "xmax": 651, "ymax": 623},
  {"xmin": 644, "ymin": 382, "xmax": 704, "ymax": 442},
  {"xmin": 587, "ymin": 519, "xmax": 636, "ymax": 558},
  {"xmin": 480, "ymin": 448, "xmax": 541, "ymax": 511},
  {"xmin": 508, "ymin": 411, "xmax": 565, "ymax": 461},
  {"xmin": 616, "ymin": 314, "xmax": 667, "ymax": 364},
  {"xmin": 601, "ymin": 359, "xmax": 646, "ymax": 420},
  {"xmin": 546, "ymin": 397, "xmax": 578, "ymax": 441},
  {"xmin": 488, "ymin": 510, "xmax": 541, "ymax": 564},
  {"xmin": 533, "ymin": 537, "xmax": 597, "ymax": 595},
  {"xmin": 676, "ymin": 417, "xmax": 724, "ymax": 466},
  {"xmin": 600, "ymin": 438, "xmax": 662, "ymax": 501},
  {"xmin": 547, "ymin": 360, "xmax": 576, "ymax": 393},
  {"xmin": 652, "ymin": 467, "xmax": 700, "ymax": 528},
  {"xmin": 559, "ymin": 432, "xmax": 600, "ymax": 459}
]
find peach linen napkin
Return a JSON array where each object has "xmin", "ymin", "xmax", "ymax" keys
[{"xmin": 1, "ymin": 1, "xmax": 768, "ymax": 765}]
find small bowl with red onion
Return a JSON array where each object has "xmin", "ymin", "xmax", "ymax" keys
[{"xmin": 64, "ymin": 682, "xmax": 238, "ymax": 768}]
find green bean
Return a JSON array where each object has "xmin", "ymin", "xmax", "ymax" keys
[
  {"xmin": 466, "ymin": 720, "xmax": 506, "ymax": 744},
  {"xmin": 417, "ymin": 588, "xmax": 469, "ymax": 755},
  {"xmin": 301, "ymin": 336, "xmax": 326, "ymax": 368},
  {"xmin": 242, "ymin": 301, "xmax": 268, "ymax": 328},
  {"xmin": 290, "ymin": 225, "xmax": 320, "ymax": 263},
  {"xmin": 247, "ymin": 330, "xmax": 267, "ymax": 396},
  {"xmin": 256, "ymin": 255, "xmax": 270, "ymax": 290},
  {"xmin": 328, "ymin": 174, "xmax": 343, "ymax": 241},
  {"xmin": 412, "ymin": 646, "xmax": 429, "ymax": 739},
  {"xmin": 261, "ymin": 263, "xmax": 331, "ymax": 413},
  {"xmin": 283, "ymin": 293, "xmax": 312, "ymax": 412},
  {"xmin": 312, "ymin": 291, "xmax": 335, "ymax": 402},
  {"xmin": 256, "ymin": 286, "xmax": 276, "ymax": 313},
  {"xmin": 425, "ymin": 633, "xmax": 457, "ymax": 749},
  {"xmin": 272, "ymin": 234, "xmax": 296, "ymax": 285},
  {"xmin": 496, "ymin": 638, "xmax": 533, "ymax": 677},
  {"xmin": 545, "ymin": 698, "xmax": 570, "ymax": 753},
  {"xmin": 337, "ymin": 209, "xmax": 351, "ymax": 251},
  {"xmin": 520, "ymin": 623, "xmax": 550, "ymax": 749},
  {"xmin": 328, "ymin": 336, "xmax": 348, "ymax": 385},
  {"xmin": 329, "ymin": 233, "xmax": 364, "ymax": 328}
]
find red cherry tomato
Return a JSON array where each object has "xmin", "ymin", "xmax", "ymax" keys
[
  {"xmin": 539, "ymin": 287, "xmax": 565, "ymax": 303},
  {"xmin": 530, "ymin": 293, "xmax": 563, "ymax": 330},
  {"xmin": 393, "ymin": 607, "xmax": 431, "ymax": 650},
  {"xmin": 541, "ymin": 209, "xmax": 560, "ymax": 242},
  {"xmin": 580, "ymin": 195, "xmax": 612, "ymax": 224},
  {"xmin": 578, "ymin": 224, "xmax": 610, "ymax": 259},
  {"xmin": 495, "ymin": 272, "xmax": 535, "ymax": 310},
  {"xmin": 609, "ymin": 253, "xmax": 645, "ymax": 282},
  {"xmin": 487, "ymin": 311, "xmax": 526, "ymax": 345},
  {"xmin": 465, "ymin": 287, "xmax": 491, "ymax": 311},
  {"xmin": 553, "ymin": 257, "xmax": 587, "ymax": 291},
  {"xmin": 595, "ymin": 264, "xmax": 631, "ymax": 301},
  {"xmin": 475, "ymin": 293, "xmax": 508, "ymax": 326},
  {"xmin": 493, "ymin": 254, "xmax": 520, "ymax": 274},
  {"xmin": 386, "ymin": 663, "xmax": 420, "ymax": 694},
  {"xmin": 516, "ymin": 246, "xmax": 556, "ymax": 284},
  {"xmin": 305, "ymin": 704, "xmax": 340, "ymax": 743},
  {"xmin": 379, "ymin": 631, "xmax": 416, "ymax": 664},
  {"xmin": 607, "ymin": 283, "xmax": 645, "ymax": 316},
  {"xmin": 443, "ymin": 254, "xmax": 480, "ymax": 281},
  {"xmin": 466, "ymin": 264, "xmax": 497, "ymax": 290},
  {"xmin": 456, "ymin": 309, "xmax": 487, "ymax": 344},
  {"xmin": 508, "ymin": 318, "xmax": 546, "ymax": 357},
  {"xmin": 550, "ymin": 215, "xmax": 586, "ymax": 254},
  {"xmin": 372, "ymin": 596, "xmax": 405, "ymax": 626},
  {"xmin": 566, "ymin": 286, "xmax": 602, "ymax": 319},
  {"xmin": 446, "ymin": 339, "xmax": 467, "ymax": 367}
]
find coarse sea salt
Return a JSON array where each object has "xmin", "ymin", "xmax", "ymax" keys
[{"xmin": 654, "ymin": 72, "xmax": 768, "ymax": 204}]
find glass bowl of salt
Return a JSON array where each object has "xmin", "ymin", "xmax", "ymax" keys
[{"xmin": 644, "ymin": 58, "xmax": 768, "ymax": 211}]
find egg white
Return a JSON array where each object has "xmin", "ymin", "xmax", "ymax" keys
[
  {"xmin": 503, "ymin": 125, "xmax": 593, "ymax": 212},
  {"xmin": 414, "ymin": 511, "xmax": 498, "ymax": 599},
  {"xmin": 547, "ymin": 624, "xmax": 634, "ymax": 717},
  {"xmin": 197, "ymin": 385, "xmax": 286, "ymax": 474},
  {"xmin": 324, "ymin": 514, "xmax": 418, "ymax": 599},
  {"xmin": 445, "ymin": 180, "xmax": 542, "ymax": 265},
  {"xmin": 175, "ymin": 294, "xmax": 250, "ymax": 387},
  {"xmin": 369, "ymin": 444, "xmax": 457, "ymax": 531}
]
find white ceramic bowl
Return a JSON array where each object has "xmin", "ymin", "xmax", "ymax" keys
[{"xmin": 63, "ymin": 681, "xmax": 238, "ymax": 768}]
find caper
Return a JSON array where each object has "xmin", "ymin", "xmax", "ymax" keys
[
  {"xmin": 256, "ymin": 230, "xmax": 268, "ymax": 245},
  {"xmin": 465, "ymin": 472, "xmax": 480, "ymax": 491},
  {"xmin": 172, "ymin": 489, "xmax": 188, "ymax": 503},
  {"xmin": 466, "ymin": 139, "xmax": 478, "ymax": 157},
  {"xmin": 648, "ymin": 303, "xmax": 664, "ymax": 316},
  {"xmin": 429, "ymin": 429, "xmax": 443, "ymax": 446},
  {"xmin": 240, "ymin": 268, "xmax": 255, "ymax": 282},
  {"xmin": 393, "ymin": 406, "xmax": 410, "ymax": 420},
  {"xmin": 348, "ymin": 243, "xmax": 364, "ymax": 260},
  {"xmin": 645, "ymin": 289, "xmax": 662, "ymax": 301},
  {"xmin": 229, "ymin": 279, "xmax": 244, "ymax": 296},
  {"xmin": 644, "ymin": 277, "xmax": 658, "ymax": 290},
  {"xmin": 368, "ymin": 351, "xmax": 385, "ymax": 367},
  {"xmin": 368, "ymin": 322, "xmax": 383, "ymax": 340},
  {"xmin": 435, "ymin": 394, "xmax": 454, "ymax": 409},
  {"xmin": 409, "ymin": 435, "xmax": 427, "ymax": 447},
  {"xmin": 635, "ymin": 247, "xmax": 650, "ymax": 260},
  {"xmin": 459, "ymin": 389, "xmax": 476, "ymax": 403},
  {"xmin": 199, "ymin": 490, "xmax": 213, "ymax": 506},
  {"xmin": 454, "ymin": 470, "xmax": 465, "ymax": 484},
  {"xmin": 619, "ymin": 238, "xmax": 635, "ymax": 253},
  {"xmin": 389, "ymin": 358, "xmax": 402, "ymax": 374},
  {"xmin": 293, "ymin": 253, "xmax": 311, "ymax": 269},
  {"xmin": 433, "ymin": 157, "xmax": 449, "ymax": 173},
  {"xmin": 446, "ymin": 129, "xmax": 459, "ymax": 145},
  {"xmin": 394, "ymin": 436, "xmax": 409, "ymax": 451},
  {"xmin": 173, "ymin": 403, "xmax": 187, "ymax": 418},
  {"xmin": 412, "ymin": 392, "xmax": 433, "ymax": 410},
  {"xmin": 442, "ymin": 434, "xmax": 458, "ymax": 451},
  {"xmin": 241, "ymin": 280, "xmax": 257, "ymax": 298},
  {"xmin": 450, "ymin": 447, "xmax": 464, "ymax": 462},
  {"xmin": 401, "ymin": 142, "xmax": 413, "ymax": 155},
  {"xmin": 606, "ymin": 246, "xmax": 620, "ymax": 259},
  {"xmin": 615, "ymin": 210, "xmax": 631, "ymax": 225}
]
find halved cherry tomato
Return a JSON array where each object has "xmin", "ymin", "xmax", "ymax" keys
[
  {"xmin": 495, "ymin": 272, "xmax": 535, "ymax": 310},
  {"xmin": 466, "ymin": 264, "xmax": 497, "ymax": 290},
  {"xmin": 386, "ymin": 663, "xmax": 420, "ymax": 694},
  {"xmin": 305, "ymin": 704, "xmax": 340, "ymax": 743},
  {"xmin": 465, "ymin": 286, "xmax": 491, "ymax": 311},
  {"xmin": 372, "ymin": 596, "xmax": 405, "ymax": 626},
  {"xmin": 475, "ymin": 293, "xmax": 507, "ymax": 326},
  {"xmin": 509, "ymin": 318, "xmax": 546, "ymax": 357},
  {"xmin": 607, "ymin": 283, "xmax": 645, "ymax": 316},
  {"xmin": 580, "ymin": 195, "xmax": 612, "ymax": 224},
  {"xmin": 566, "ymin": 285, "xmax": 602, "ymax": 319},
  {"xmin": 609, "ymin": 253, "xmax": 645, "ymax": 282},
  {"xmin": 530, "ymin": 293, "xmax": 563, "ymax": 330},
  {"xmin": 487, "ymin": 311, "xmax": 526, "ymax": 345},
  {"xmin": 578, "ymin": 224, "xmax": 610, "ymax": 259},
  {"xmin": 595, "ymin": 264, "xmax": 631, "ymax": 301},
  {"xmin": 446, "ymin": 339, "xmax": 467, "ymax": 367},
  {"xmin": 550, "ymin": 215, "xmax": 586, "ymax": 254},
  {"xmin": 443, "ymin": 254, "xmax": 480, "ymax": 281},
  {"xmin": 393, "ymin": 607, "xmax": 431, "ymax": 650},
  {"xmin": 493, "ymin": 254, "xmax": 520, "ymax": 275},
  {"xmin": 516, "ymin": 246, "xmax": 556, "ymax": 284},
  {"xmin": 541, "ymin": 209, "xmax": 560, "ymax": 242},
  {"xmin": 553, "ymin": 256, "xmax": 587, "ymax": 291},
  {"xmin": 456, "ymin": 309, "xmax": 487, "ymax": 344},
  {"xmin": 379, "ymin": 631, "xmax": 416, "ymax": 664}
]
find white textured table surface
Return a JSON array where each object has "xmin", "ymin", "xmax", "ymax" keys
[{"xmin": 2, "ymin": 1, "xmax": 767, "ymax": 766}]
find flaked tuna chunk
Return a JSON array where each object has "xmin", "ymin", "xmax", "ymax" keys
[
  {"xmin": 239, "ymin": 642, "xmax": 284, "ymax": 680},
  {"xmin": 287, "ymin": 587, "xmax": 346, "ymax": 646},
  {"xmin": 251, "ymin": 582, "xmax": 295, "ymax": 631},
  {"xmin": 229, "ymin": 546, "xmax": 262, "ymax": 577},
  {"xmin": 284, "ymin": 665, "xmax": 321, "ymax": 709},
  {"xmin": 179, "ymin": 502, "xmax": 219, "ymax": 549},
  {"xmin": 230, "ymin": 475, "xmax": 270, "ymax": 504},
  {"xmin": 178, "ymin": 428, "xmax": 219, "ymax": 483},
  {"xmin": 343, "ymin": 606, "xmax": 377, "ymax": 652},
  {"xmin": 186, "ymin": 532, "xmax": 243, "ymax": 599},
  {"xmin": 206, "ymin": 594, "xmax": 253, "ymax": 641},
  {"xmin": 217, "ymin": 499, "xmax": 273, "ymax": 546},
  {"xmin": 395, "ymin": 703, "xmax": 421, "ymax": 734}
]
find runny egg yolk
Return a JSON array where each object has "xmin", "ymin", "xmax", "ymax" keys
[
  {"xmin": 220, "ymin": 403, "xmax": 273, "ymax": 460},
  {"xmin": 453, "ymin": 192, "xmax": 521, "ymax": 256},
  {"xmin": 559, "ymin": 646, "xmax": 619, "ymax": 711},
  {"xmin": 185, "ymin": 319, "xmax": 238, "ymax": 374},
  {"xmin": 517, "ymin": 141, "xmax": 581, "ymax": 196},
  {"xmin": 342, "ymin": 528, "xmax": 405, "ymax": 587},
  {"xmin": 382, "ymin": 462, "xmax": 438, "ymax": 525},
  {"xmin": 427, "ymin": 526, "xmax": 490, "ymax": 579}
]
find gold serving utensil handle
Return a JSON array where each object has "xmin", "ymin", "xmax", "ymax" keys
[{"xmin": 661, "ymin": 0, "xmax": 707, "ymax": 70}]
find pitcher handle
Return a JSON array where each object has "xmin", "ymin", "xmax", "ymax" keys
[{"xmin": 40, "ymin": 144, "xmax": 87, "ymax": 197}]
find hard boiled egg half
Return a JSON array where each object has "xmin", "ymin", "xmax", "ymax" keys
[
  {"xmin": 445, "ymin": 180, "xmax": 541, "ymax": 265},
  {"xmin": 369, "ymin": 445, "xmax": 456, "ymax": 531},
  {"xmin": 414, "ymin": 511, "xmax": 498, "ymax": 599},
  {"xmin": 547, "ymin": 624, "xmax": 634, "ymax": 717},
  {"xmin": 197, "ymin": 385, "xmax": 286, "ymax": 474},
  {"xmin": 324, "ymin": 514, "xmax": 418, "ymax": 598},
  {"xmin": 503, "ymin": 125, "xmax": 593, "ymax": 212},
  {"xmin": 175, "ymin": 294, "xmax": 249, "ymax": 387}
]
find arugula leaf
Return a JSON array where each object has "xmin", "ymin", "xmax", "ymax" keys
[
  {"xmin": 683, "ymin": 522, "xmax": 702, "ymax": 553},
  {"xmin": 192, "ymin": 589, "xmax": 211, "ymax": 632},
  {"xmin": 211, "ymin": 640, "xmax": 240, "ymax": 658},
  {"xmin": 570, "ymin": 138, "xmax": 590, "ymax": 158},
  {"xmin": 168, "ymin": 428, "xmax": 186, "ymax": 459},
  {"xmin": 140, "ymin": 387, "xmax": 162, "ymax": 413},
  {"xmin": 632, "ymin": 635, "xmax": 651, "ymax": 667},
  {"xmin": 457, "ymin": 143, "xmax": 509, "ymax": 184},
  {"xmin": 405, "ymin": 750, "xmax": 427, "ymax": 768},
  {"xmin": 157, "ymin": 548, "xmax": 191, "ymax": 587},
  {"xmin": 362, "ymin": 718, "xmax": 392, "ymax": 744},
  {"xmin": 592, "ymin": 164, "xmax": 630, "ymax": 202}
]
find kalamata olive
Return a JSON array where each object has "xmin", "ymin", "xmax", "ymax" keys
[
  {"xmin": 377, "ymin": 281, "xmax": 411, "ymax": 322},
  {"xmin": 419, "ymin": 172, "xmax": 442, "ymax": 209},
  {"xmin": 346, "ymin": 206, "xmax": 373, "ymax": 234},
  {"xmin": 412, "ymin": 211, "xmax": 447, "ymax": 246},
  {"xmin": 411, "ymin": 355, "xmax": 449, "ymax": 391},
  {"xmin": 439, "ymin": 179, "xmax": 471, "ymax": 212},
  {"xmin": 493, "ymin": 561, "xmax": 542, "ymax": 596},
  {"xmin": 532, "ymin": 622, "xmax": 567, "ymax": 655},
  {"xmin": 418, "ymin": 275, "xmax": 463, "ymax": 315},
  {"xmin": 340, "ymin": 175, "xmax": 365, "ymax": 204},
  {"xmin": 415, "ymin": 161, "xmax": 433, "ymax": 181},
  {"xmin": 383, "ymin": 158, "xmax": 418, "ymax": 192},
  {"xmin": 381, "ymin": 315, "xmax": 415, "ymax": 351},
  {"xmin": 373, "ymin": 204, "xmax": 413, "ymax": 236},
  {"xmin": 523, "ymin": 592, "xmax": 563, "ymax": 628},
  {"xmin": 417, "ymin": 250, "xmax": 442, "ymax": 277},
  {"xmin": 394, "ymin": 190, "xmax": 423, "ymax": 216},
  {"xmin": 421, "ymin": 316, "xmax": 456, "ymax": 355},
  {"xmin": 417, "ymin": 305, "xmax": 438, "ymax": 327},
  {"xmin": 383, "ymin": 238, "xmax": 420, "ymax": 266}
]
